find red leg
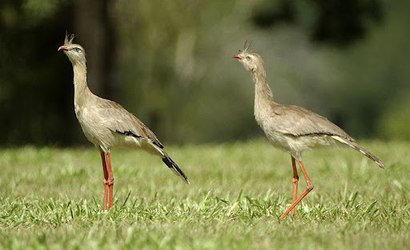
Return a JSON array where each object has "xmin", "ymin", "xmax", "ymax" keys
[
  {"xmin": 291, "ymin": 156, "xmax": 299, "ymax": 217},
  {"xmin": 279, "ymin": 160, "xmax": 313, "ymax": 220},
  {"xmin": 100, "ymin": 151, "xmax": 109, "ymax": 210},
  {"xmin": 104, "ymin": 152, "xmax": 114, "ymax": 209},
  {"xmin": 100, "ymin": 150, "xmax": 114, "ymax": 210}
]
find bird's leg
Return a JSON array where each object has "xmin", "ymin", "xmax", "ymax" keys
[
  {"xmin": 291, "ymin": 156, "xmax": 299, "ymax": 218},
  {"xmin": 104, "ymin": 152, "xmax": 114, "ymax": 209},
  {"xmin": 100, "ymin": 151, "xmax": 114, "ymax": 210},
  {"xmin": 279, "ymin": 160, "xmax": 313, "ymax": 220},
  {"xmin": 100, "ymin": 151, "xmax": 109, "ymax": 210}
]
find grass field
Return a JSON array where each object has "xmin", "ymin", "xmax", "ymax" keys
[{"xmin": 0, "ymin": 140, "xmax": 408, "ymax": 249}]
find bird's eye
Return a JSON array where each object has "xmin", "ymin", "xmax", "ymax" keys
[
  {"xmin": 74, "ymin": 47, "xmax": 81, "ymax": 53},
  {"xmin": 246, "ymin": 56, "xmax": 251, "ymax": 60}
]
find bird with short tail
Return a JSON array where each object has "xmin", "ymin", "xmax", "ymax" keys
[
  {"xmin": 233, "ymin": 42, "xmax": 384, "ymax": 221},
  {"xmin": 58, "ymin": 34, "xmax": 189, "ymax": 210}
]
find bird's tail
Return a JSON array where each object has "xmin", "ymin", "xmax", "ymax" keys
[
  {"xmin": 162, "ymin": 154, "xmax": 189, "ymax": 184},
  {"xmin": 332, "ymin": 136, "xmax": 384, "ymax": 168}
]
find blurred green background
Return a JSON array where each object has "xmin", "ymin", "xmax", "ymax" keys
[{"xmin": 0, "ymin": 0, "xmax": 409, "ymax": 146}]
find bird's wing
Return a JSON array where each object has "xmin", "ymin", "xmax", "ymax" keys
[
  {"xmin": 265, "ymin": 104, "xmax": 385, "ymax": 168},
  {"xmin": 269, "ymin": 104, "xmax": 353, "ymax": 140},
  {"xmin": 96, "ymin": 98, "xmax": 164, "ymax": 148}
]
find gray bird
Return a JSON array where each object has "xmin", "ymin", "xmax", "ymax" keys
[
  {"xmin": 58, "ymin": 34, "xmax": 188, "ymax": 210},
  {"xmin": 233, "ymin": 42, "xmax": 384, "ymax": 220}
]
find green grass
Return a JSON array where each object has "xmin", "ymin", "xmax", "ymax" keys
[{"xmin": 0, "ymin": 140, "xmax": 409, "ymax": 249}]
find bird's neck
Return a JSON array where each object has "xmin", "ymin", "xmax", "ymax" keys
[
  {"xmin": 251, "ymin": 66, "xmax": 277, "ymax": 126},
  {"xmin": 72, "ymin": 62, "xmax": 92, "ymax": 107},
  {"xmin": 253, "ymin": 67, "xmax": 276, "ymax": 108}
]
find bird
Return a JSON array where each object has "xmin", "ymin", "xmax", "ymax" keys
[
  {"xmin": 233, "ymin": 42, "xmax": 384, "ymax": 220},
  {"xmin": 58, "ymin": 33, "xmax": 189, "ymax": 210}
]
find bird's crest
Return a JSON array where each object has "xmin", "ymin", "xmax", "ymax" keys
[
  {"xmin": 64, "ymin": 32, "xmax": 75, "ymax": 46},
  {"xmin": 239, "ymin": 40, "xmax": 252, "ymax": 53}
]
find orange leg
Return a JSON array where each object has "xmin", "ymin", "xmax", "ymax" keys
[
  {"xmin": 291, "ymin": 156, "xmax": 299, "ymax": 217},
  {"xmin": 100, "ymin": 150, "xmax": 114, "ymax": 210},
  {"xmin": 279, "ymin": 160, "xmax": 313, "ymax": 221}
]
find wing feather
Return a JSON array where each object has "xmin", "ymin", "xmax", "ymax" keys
[
  {"xmin": 269, "ymin": 104, "xmax": 352, "ymax": 140},
  {"xmin": 95, "ymin": 98, "xmax": 164, "ymax": 148}
]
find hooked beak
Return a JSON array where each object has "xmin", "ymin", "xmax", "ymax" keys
[
  {"xmin": 58, "ymin": 45, "xmax": 68, "ymax": 51},
  {"xmin": 233, "ymin": 55, "xmax": 242, "ymax": 59}
]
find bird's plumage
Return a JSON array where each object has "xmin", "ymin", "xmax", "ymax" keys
[
  {"xmin": 76, "ymin": 95, "xmax": 164, "ymax": 153},
  {"xmin": 235, "ymin": 48, "xmax": 384, "ymax": 167},
  {"xmin": 268, "ymin": 104, "xmax": 349, "ymax": 138},
  {"xmin": 59, "ymin": 33, "xmax": 189, "ymax": 192},
  {"xmin": 234, "ymin": 45, "xmax": 384, "ymax": 220}
]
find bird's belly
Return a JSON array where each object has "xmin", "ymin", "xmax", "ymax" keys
[
  {"xmin": 272, "ymin": 133, "xmax": 335, "ymax": 156},
  {"xmin": 265, "ymin": 131, "xmax": 297, "ymax": 152}
]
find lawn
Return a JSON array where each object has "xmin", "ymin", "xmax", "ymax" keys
[{"xmin": 0, "ymin": 140, "xmax": 408, "ymax": 249}]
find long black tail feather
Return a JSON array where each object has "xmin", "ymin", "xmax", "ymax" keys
[{"xmin": 162, "ymin": 155, "xmax": 189, "ymax": 183}]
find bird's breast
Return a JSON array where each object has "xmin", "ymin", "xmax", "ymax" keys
[
  {"xmin": 74, "ymin": 104, "xmax": 80, "ymax": 117},
  {"xmin": 254, "ymin": 106, "xmax": 272, "ymax": 132},
  {"xmin": 75, "ymin": 106, "xmax": 113, "ymax": 149}
]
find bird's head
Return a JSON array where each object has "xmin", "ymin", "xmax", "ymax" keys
[
  {"xmin": 58, "ymin": 33, "xmax": 86, "ymax": 65},
  {"xmin": 233, "ymin": 41, "xmax": 264, "ymax": 74}
]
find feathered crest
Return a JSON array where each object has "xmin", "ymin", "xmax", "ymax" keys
[
  {"xmin": 239, "ymin": 40, "xmax": 252, "ymax": 53},
  {"xmin": 64, "ymin": 32, "xmax": 75, "ymax": 46},
  {"xmin": 243, "ymin": 40, "xmax": 252, "ymax": 52}
]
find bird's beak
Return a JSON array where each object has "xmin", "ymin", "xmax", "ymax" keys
[
  {"xmin": 233, "ymin": 55, "xmax": 242, "ymax": 59},
  {"xmin": 58, "ymin": 45, "xmax": 68, "ymax": 51}
]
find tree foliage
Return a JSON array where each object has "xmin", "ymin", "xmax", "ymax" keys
[
  {"xmin": 0, "ymin": 0, "xmax": 408, "ymax": 146},
  {"xmin": 252, "ymin": 0, "xmax": 383, "ymax": 47}
]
